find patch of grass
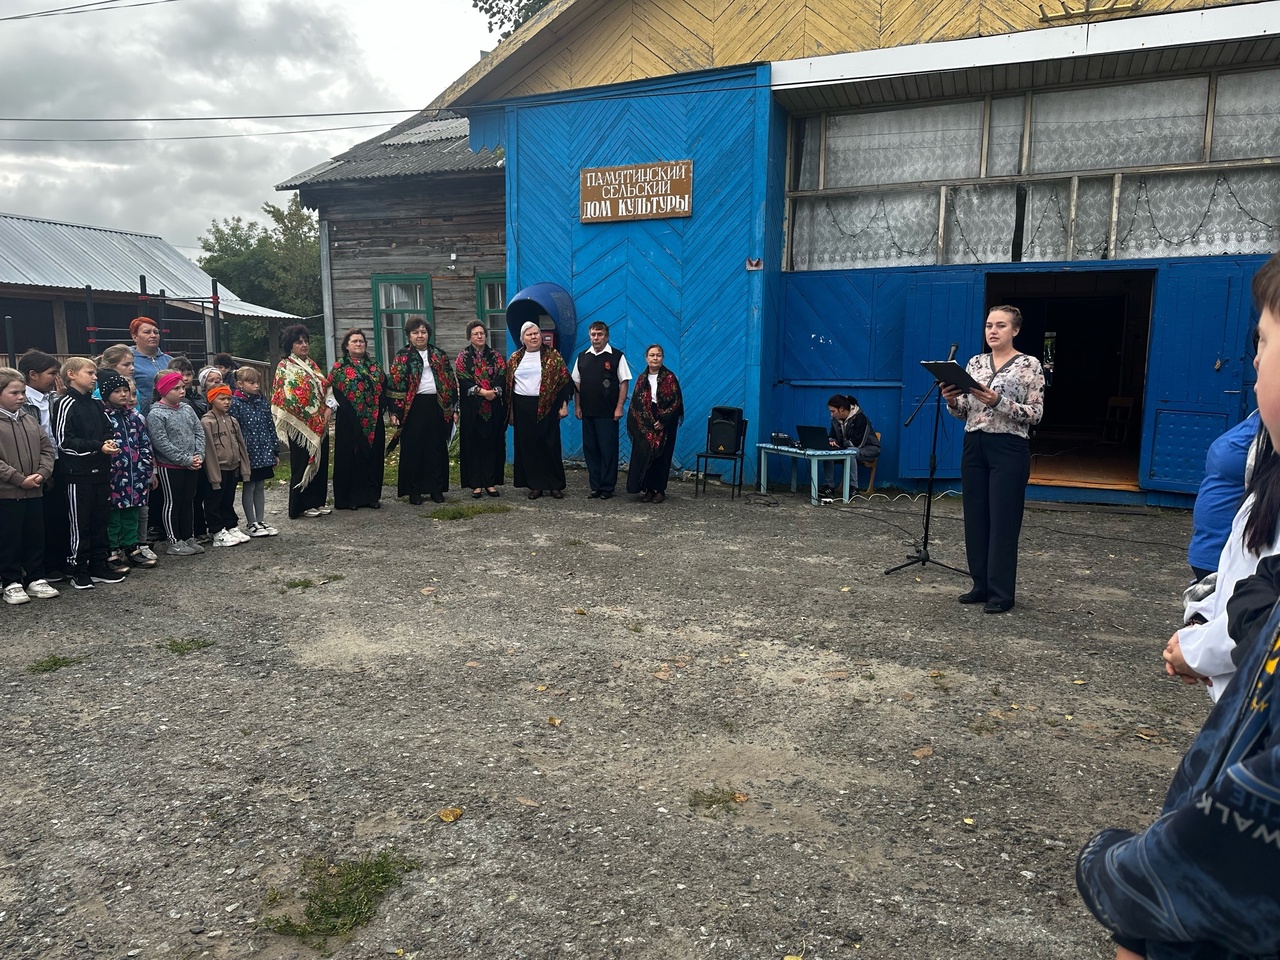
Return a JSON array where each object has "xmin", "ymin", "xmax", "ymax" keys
[
  {"xmin": 261, "ymin": 849, "xmax": 417, "ymax": 947},
  {"xmin": 626, "ymin": 622, "xmax": 644, "ymax": 633},
  {"xmin": 160, "ymin": 638, "xmax": 214, "ymax": 656},
  {"xmin": 566, "ymin": 537, "xmax": 584, "ymax": 546},
  {"xmin": 284, "ymin": 578, "xmax": 316, "ymax": 590},
  {"xmin": 326, "ymin": 573, "xmax": 346, "ymax": 582},
  {"xmin": 969, "ymin": 719, "xmax": 997, "ymax": 736},
  {"xmin": 861, "ymin": 671, "xmax": 876, "ymax": 682},
  {"xmin": 430, "ymin": 502, "xmax": 512, "ymax": 521},
  {"xmin": 689, "ymin": 785, "xmax": 744, "ymax": 813},
  {"xmin": 27, "ymin": 654, "xmax": 83, "ymax": 675}
]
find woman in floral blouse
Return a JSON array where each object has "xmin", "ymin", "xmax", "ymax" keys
[
  {"xmin": 941, "ymin": 305, "xmax": 1045, "ymax": 614},
  {"xmin": 455, "ymin": 320, "xmax": 507, "ymax": 498},
  {"xmin": 388, "ymin": 317, "xmax": 457, "ymax": 505},
  {"xmin": 271, "ymin": 324, "xmax": 334, "ymax": 520},
  {"xmin": 330, "ymin": 328, "xmax": 387, "ymax": 510},
  {"xmin": 625, "ymin": 344, "xmax": 684, "ymax": 504}
]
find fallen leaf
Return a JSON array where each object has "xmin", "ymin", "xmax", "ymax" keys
[
  {"xmin": 535, "ymin": 684, "xmax": 548, "ymax": 692},
  {"xmin": 732, "ymin": 792, "xmax": 748, "ymax": 803},
  {"xmin": 928, "ymin": 670, "xmax": 944, "ymax": 678},
  {"xmin": 840, "ymin": 586, "xmax": 851, "ymax": 592},
  {"xmin": 419, "ymin": 586, "xmax": 437, "ymax": 596},
  {"xmin": 963, "ymin": 817, "xmax": 975, "ymax": 825},
  {"xmin": 574, "ymin": 608, "xmax": 587, "ymax": 615},
  {"xmin": 1137, "ymin": 727, "xmax": 1159, "ymax": 738},
  {"xmin": 1064, "ymin": 714, "xmax": 1073, "ymax": 720},
  {"xmin": 900, "ymin": 691, "xmax": 915, "ymax": 700},
  {"xmin": 652, "ymin": 665, "xmax": 672, "ymax": 681},
  {"xmin": 465, "ymin": 660, "xmax": 481, "ymax": 668},
  {"xmin": 546, "ymin": 716, "xmax": 562, "ymax": 727},
  {"xmin": 1073, "ymin": 679, "xmax": 1088, "ymax": 685},
  {"xmin": 514, "ymin": 796, "xmax": 540, "ymax": 808},
  {"xmin": 912, "ymin": 745, "xmax": 934, "ymax": 759},
  {"xmin": 822, "ymin": 670, "xmax": 849, "ymax": 679},
  {"xmin": 436, "ymin": 807, "xmax": 463, "ymax": 823},
  {"xmin": 792, "ymin": 677, "xmax": 807, "ymax": 684}
]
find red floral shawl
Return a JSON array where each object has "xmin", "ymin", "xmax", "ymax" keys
[
  {"xmin": 388, "ymin": 344, "xmax": 457, "ymax": 420},
  {"xmin": 329, "ymin": 354, "xmax": 385, "ymax": 446},
  {"xmin": 455, "ymin": 344, "xmax": 507, "ymax": 421},
  {"xmin": 271, "ymin": 354, "xmax": 331, "ymax": 489},
  {"xmin": 505, "ymin": 346, "xmax": 571, "ymax": 422},
  {"xmin": 627, "ymin": 367, "xmax": 684, "ymax": 458}
]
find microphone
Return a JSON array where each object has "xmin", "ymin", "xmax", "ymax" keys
[{"xmin": 946, "ymin": 342, "xmax": 959, "ymax": 362}]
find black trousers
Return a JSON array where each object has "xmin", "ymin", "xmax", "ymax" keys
[
  {"xmin": 581, "ymin": 415, "xmax": 620, "ymax": 494},
  {"xmin": 64, "ymin": 479, "xmax": 110, "ymax": 571},
  {"xmin": 960, "ymin": 430, "xmax": 1031, "ymax": 606},
  {"xmin": 204, "ymin": 471, "xmax": 239, "ymax": 533},
  {"xmin": 157, "ymin": 466, "xmax": 198, "ymax": 543},
  {"xmin": 0, "ymin": 498, "xmax": 45, "ymax": 585}
]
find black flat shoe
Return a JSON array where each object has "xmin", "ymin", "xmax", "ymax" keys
[
  {"xmin": 550, "ymin": 489, "xmax": 564, "ymax": 500},
  {"xmin": 640, "ymin": 491, "xmax": 654, "ymax": 503},
  {"xmin": 958, "ymin": 589, "xmax": 988, "ymax": 604},
  {"xmin": 599, "ymin": 491, "xmax": 612, "ymax": 500},
  {"xmin": 370, "ymin": 501, "xmax": 381, "ymax": 509},
  {"xmin": 983, "ymin": 600, "xmax": 1014, "ymax": 614},
  {"xmin": 652, "ymin": 492, "xmax": 665, "ymax": 504},
  {"xmin": 486, "ymin": 488, "xmax": 500, "ymax": 497},
  {"xmin": 408, "ymin": 494, "xmax": 424, "ymax": 505},
  {"xmin": 588, "ymin": 490, "xmax": 602, "ymax": 499},
  {"xmin": 528, "ymin": 489, "xmax": 542, "ymax": 500},
  {"xmin": 472, "ymin": 491, "xmax": 483, "ymax": 499}
]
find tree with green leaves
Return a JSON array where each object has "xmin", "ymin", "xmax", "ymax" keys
[
  {"xmin": 472, "ymin": 0, "xmax": 551, "ymax": 36},
  {"xmin": 198, "ymin": 194, "xmax": 321, "ymax": 359}
]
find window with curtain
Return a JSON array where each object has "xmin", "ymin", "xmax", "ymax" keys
[{"xmin": 371, "ymin": 275, "xmax": 433, "ymax": 365}]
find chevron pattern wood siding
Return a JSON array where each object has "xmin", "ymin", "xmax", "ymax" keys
[
  {"xmin": 481, "ymin": 0, "xmax": 1248, "ymax": 102},
  {"xmin": 508, "ymin": 70, "xmax": 763, "ymax": 474}
]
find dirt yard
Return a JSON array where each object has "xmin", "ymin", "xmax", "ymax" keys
[{"xmin": 0, "ymin": 472, "xmax": 1207, "ymax": 959}]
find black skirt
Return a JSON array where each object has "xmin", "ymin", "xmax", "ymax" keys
[
  {"xmin": 397, "ymin": 396, "xmax": 449, "ymax": 497},
  {"xmin": 512, "ymin": 394, "xmax": 565, "ymax": 491},
  {"xmin": 287, "ymin": 434, "xmax": 329, "ymax": 518},
  {"xmin": 333, "ymin": 398, "xmax": 386, "ymax": 509},
  {"xmin": 458, "ymin": 395, "xmax": 507, "ymax": 489}
]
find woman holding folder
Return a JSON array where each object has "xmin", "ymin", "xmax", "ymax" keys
[{"xmin": 940, "ymin": 306, "xmax": 1045, "ymax": 613}]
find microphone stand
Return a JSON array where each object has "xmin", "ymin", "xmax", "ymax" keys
[{"xmin": 885, "ymin": 359, "xmax": 969, "ymax": 578}]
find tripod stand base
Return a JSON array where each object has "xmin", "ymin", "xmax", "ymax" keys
[{"xmin": 884, "ymin": 546, "xmax": 969, "ymax": 577}]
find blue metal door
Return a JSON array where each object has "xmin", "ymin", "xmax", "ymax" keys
[
  {"xmin": 1141, "ymin": 262, "xmax": 1252, "ymax": 493},
  {"xmin": 897, "ymin": 273, "xmax": 981, "ymax": 478}
]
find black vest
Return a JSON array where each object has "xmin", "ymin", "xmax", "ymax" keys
[{"xmin": 577, "ymin": 349, "xmax": 623, "ymax": 418}]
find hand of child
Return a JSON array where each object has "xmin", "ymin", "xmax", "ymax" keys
[
  {"xmin": 102, "ymin": 439, "xmax": 119, "ymax": 454},
  {"xmin": 1163, "ymin": 632, "xmax": 1210, "ymax": 685}
]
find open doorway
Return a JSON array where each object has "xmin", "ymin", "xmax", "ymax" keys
[{"xmin": 985, "ymin": 271, "xmax": 1154, "ymax": 491}]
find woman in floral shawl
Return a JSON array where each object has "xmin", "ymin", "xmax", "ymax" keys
[
  {"xmin": 455, "ymin": 320, "xmax": 507, "ymax": 498},
  {"xmin": 388, "ymin": 317, "xmax": 457, "ymax": 505},
  {"xmin": 506, "ymin": 321, "xmax": 573, "ymax": 500},
  {"xmin": 626, "ymin": 344, "xmax": 684, "ymax": 503},
  {"xmin": 271, "ymin": 324, "xmax": 334, "ymax": 519},
  {"xmin": 329, "ymin": 327, "xmax": 386, "ymax": 510}
]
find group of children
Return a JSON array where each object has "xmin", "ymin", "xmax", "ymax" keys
[{"xmin": 0, "ymin": 347, "xmax": 281, "ymax": 603}]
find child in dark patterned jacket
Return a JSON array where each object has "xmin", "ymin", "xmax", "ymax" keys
[
  {"xmin": 100, "ymin": 370, "xmax": 155, "ymax": 570},
  {"xmin": 230, "ymin": 367, "xmax": 280, "ymax": 536}
]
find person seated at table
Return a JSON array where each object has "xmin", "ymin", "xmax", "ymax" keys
[{"xmin": 820, "ymin": 393, "xmax": 879, "ymax": 495}]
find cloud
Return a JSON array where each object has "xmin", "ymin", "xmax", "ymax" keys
[{"xmin": 0, "ymin": 0, "xmax": 488, "ymax": 251}]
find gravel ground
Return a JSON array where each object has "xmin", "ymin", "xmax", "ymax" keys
[{"xmin": 1, "ymin": 472, "xmax": 1207, "ymax": 960}]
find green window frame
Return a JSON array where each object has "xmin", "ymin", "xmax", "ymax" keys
[
  {"xmin": 371, "ymin": 274, "xmax": 434, "ymax": 366},
  {"xmin": 475, "ymin": 273, "xmax": 507, "ymax": 349}
]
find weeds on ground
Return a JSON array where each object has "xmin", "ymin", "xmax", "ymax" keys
[
  {"xmin": 261, "ymin": 849, "xmax": 417, "ymax": 947},
  {"xmin": 160, "ymin": 638, "xmax": 214, "ymax": 656},
  {"xmin": 689, "ymin": 785, "xmax": 747, "ymax": 814},
  {"xmin": 430, "ymin": 502, "xmax": 511, "ymax": 521},
  {"xmin": 27, "ymin": 654, "xmax": 83, "ymax": 674}
]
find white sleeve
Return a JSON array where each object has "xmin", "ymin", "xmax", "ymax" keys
[
  {"xmin": 616, "ymin": 353, "xmax": 632, "ymax": 382},
  {"xmin": 570, "ymin": 356, "xmax": 581, "ymax": 385},
  {"xmin": 1177, "ymin": 617, "xmax": 1238, "ymax": 682}
]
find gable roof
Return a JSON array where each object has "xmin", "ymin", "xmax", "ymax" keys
[
  {"xmin": 275, "ymin": 109, "xmax": 503, "ymax": 191},
  {"xmin": 0, "ymin": 213, "xmax": 297, "ymax": 319}
]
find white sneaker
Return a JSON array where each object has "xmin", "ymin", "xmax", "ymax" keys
[
  {"xmin": 25, "ymin": 579, "xmax": 60, "ymax": 599},
  {"xmin": 232, "ymin": 528, "xmax": 251, "ymax": 543},
  {"xmin": 263, "ymin": 524, "xmax": 279, "ymax": 536},
  {"xmin": 212, "ymin": 530, "xmax": 238, "ymax": 547},
  {"xmin": 138, "ymin": 545, "xmax": 159, "ymax": 562},
  {"xmin": 249, "ymin": 523, "xmax": 271, "ymax": 538},
  {"xmin": 3, "ymin": 582, "xmax": 30, "ymax": 605},
  {"xmin": 185, "ymin": 537, "xmax": 206, "ymax": 554}
]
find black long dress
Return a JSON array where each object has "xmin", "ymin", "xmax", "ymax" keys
[
  {"xmin": 332, "ymin": 396, "xmax": 386, "ymax": 509},
  {"xmin": 456, "ymin": 344, "xmax": 508, "ymax": 489},
  {"xmin": 626, "ymin": 368, "xmax": 684, "ymax": 494}
]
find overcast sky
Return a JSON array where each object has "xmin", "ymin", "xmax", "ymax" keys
[{"xmin": 0, "ymin": 0, "xmax": 496, "ymax": 257}]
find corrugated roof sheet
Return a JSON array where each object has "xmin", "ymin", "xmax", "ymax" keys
[
  {"xmin": 276, "ymin": 110, "xmax": 503, "ymax": 190},
  {"xmin": 0, "ymin": 213, "xmax": 297, "ymax": 319}
]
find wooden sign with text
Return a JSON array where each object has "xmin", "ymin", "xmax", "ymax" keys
[{"xmin": 580, "ymin": 161, "xmax": 693, "ymax": 223}]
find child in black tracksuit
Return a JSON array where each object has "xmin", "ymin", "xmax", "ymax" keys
[{"xmin": 51, "ymin": 358, "xmax": 124, "ymax": 588}]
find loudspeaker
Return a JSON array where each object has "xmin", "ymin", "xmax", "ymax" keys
[{"xmin": 708, "ymin": 406, "xmax": 744, "ymax": 453}]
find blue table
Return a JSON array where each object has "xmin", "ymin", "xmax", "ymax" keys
[{"xmin": 757, "ymin": 443, "xmax": 857, "ymax": 505}]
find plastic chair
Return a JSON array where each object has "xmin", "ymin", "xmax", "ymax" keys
[{"xmin": 695, "ymin": 407, "xmax": 747, "ymax": 499}]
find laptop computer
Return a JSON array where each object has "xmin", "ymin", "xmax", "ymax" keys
[{"xmin": 796, "ymin": 425, "xmax": 830, "ymax": 450}]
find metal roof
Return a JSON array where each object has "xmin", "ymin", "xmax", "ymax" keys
[
  {"xmin": 276, "ymin": 111, "xmax": 503, "ymax": 190},
  {"xmin": 0, "ymin": 213, "xmax": 297, "ymax": 319}
]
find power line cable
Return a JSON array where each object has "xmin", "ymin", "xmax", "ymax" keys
[
  {"xmin": 0, "ymin": 0, "xmax": 184, "ymax": 21},
  {"xmin": 0, "ymin": 109, "xmax": 419, "ymax": 122},
  {"xmin": 0, "ymin": 122, "xmax": 388, "ymax": 143}
]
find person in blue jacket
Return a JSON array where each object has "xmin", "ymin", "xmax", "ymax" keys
[
  {"xmin": 1077, "ymin": 251, "xmax": 1280, "ymax": 960},
  {"xmin": 1188, "ymin": 409, "xmax": 1262, "ymax": 581}
]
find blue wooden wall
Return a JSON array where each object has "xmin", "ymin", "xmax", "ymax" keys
[{"xmin": 472, "ymin": 66, "xmax": 779, "ymax": 480}]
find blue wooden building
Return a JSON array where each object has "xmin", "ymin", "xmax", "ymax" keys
[{"xmin": 439, "ymin": 0, "xmax": 1280, "ymax": 503}]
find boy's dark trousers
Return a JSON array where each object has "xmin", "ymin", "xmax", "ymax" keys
[
  {"xmin": 0, "ymin": 498, "xmax": 46, "ymax": 585},
  {"xmin": 204, "ymin": 471, "xmax": 239, "ymax": 533},
  {"xmin": 64, "ymin": 479, "xmax": 110, "ymax": 572}
]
